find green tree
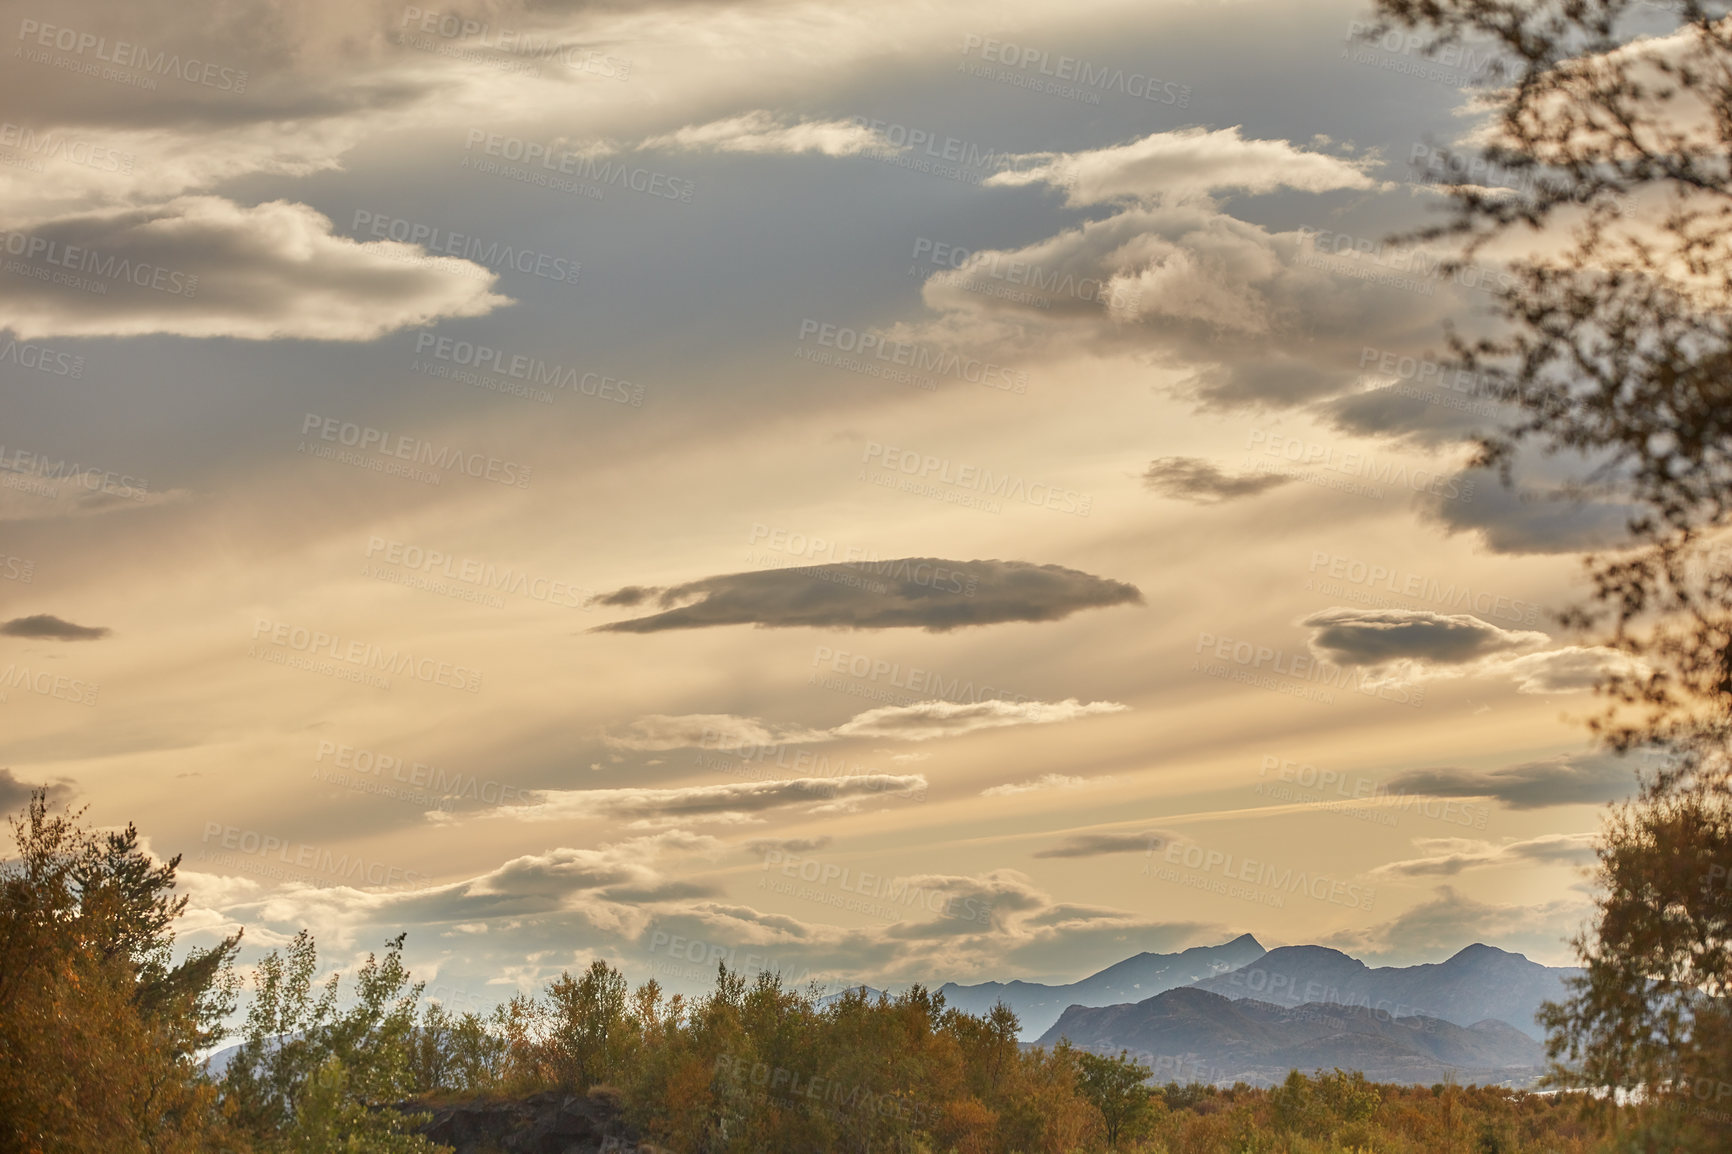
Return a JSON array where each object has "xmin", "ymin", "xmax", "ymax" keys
[
  {"xmin": 220, "ymin": 931, "xmax": 445, "ymax": 1153},
  {"xmin": 1074, "ymin": 1049, "xmax": 1153, "ymax": 1148}
]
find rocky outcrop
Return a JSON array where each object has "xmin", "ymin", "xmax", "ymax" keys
[{"xmin": 396, "ymin": 1089, "xmax": 654, "ymax": 1154}]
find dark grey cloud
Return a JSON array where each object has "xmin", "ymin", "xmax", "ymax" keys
[
  {"xmin": 1033, "ymin": 831, "xmax": 1168, "ymax": 859},
  {"xmin": 1320, "ymin": 384, "xmax": 1494, "ymax": 445},
  {"xmin": 1387, "ymin": 751, "xmax": 1640, "ymax": 809},
  {"xmin": 1420, "ymin": 470, "xmax": 1635, "ymax": 555},
  {"xmin": 1142, "ymin": 456, "xmax": 1292, "ymax": 503},
  {"xmin": 0, "ymin": 767, "xmax": 77, "ymax": 811},
  {"xmin": 1301, "ymin": 607, "xmax": 1546, "ymax": 666},
  {"xmin": 591, "ymin": 559, "xmax": 1142, "ymax": 633},
  {"xmin": 1, "ymin": 614, "xmax": 111, "ymax": 641}
]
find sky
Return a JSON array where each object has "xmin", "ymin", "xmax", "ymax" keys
[{"xmin": 0, "ymin": 0, "xmax": 1670, "ymax": 1011}]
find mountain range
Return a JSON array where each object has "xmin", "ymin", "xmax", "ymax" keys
[
  {"xmin": 1186, "ymin": 942, "xmax": 1575, "ymax": 1040},
  {"xmin": 938, "ymin": 933, "xmax": 1269, "ymax": 1039},
  {"xmin": 1034, "ymin": 987, "xmax": 1548, "ymax": 1088}
]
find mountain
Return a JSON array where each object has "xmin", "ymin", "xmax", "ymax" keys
[
  {"xmin": 1036, "ymin": 987, "xmax": 1547, "ymax": 1088},
  {"xmin": 1185, "ymin": 943, "xmax": 1577, "ymax": 1040},
  {"xmin": 938, "ymin": 933, "xmax": 1267, "ymax": 1039}
]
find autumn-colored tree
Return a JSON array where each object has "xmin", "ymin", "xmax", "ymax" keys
[
  {"xmin": 0, "ymin": 788, "xmax": 242, "ymax": 1154},
  {"xmin": 1363, "ymin": 2, "xmax": 1732, "ymax": 1147}
]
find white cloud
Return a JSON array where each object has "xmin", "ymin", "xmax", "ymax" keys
[
  {"xmin": 831, "ymin": 699, "xmax": 1128, "ymax": 742},
  {"xmin": 0, "ymin": 197, "xmax": 510, "ymax": 340},
  {"xmin": 986, "ymin": 126, "xmax": 1381, "ymax": 206},
  {"xmin": 1373, "ymin": 833, "xmax": 1598, "ymax": 878},
  {"xmin": 639, "ymin": 111, "xmax": 889, "ymax": 157},
  {"xmin": 605, "ymin": 698, "xmax": 1128, "ymax": 751},
  {"xmin": 491, "ymin": 775, "xmax": 928, "ymax": 825},
  {"xmin": 981, "ymin": 774, "xmax": 1089, "ymax": 798}
]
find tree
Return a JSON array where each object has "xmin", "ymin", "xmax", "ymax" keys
[
  {"xmin": 1366, "ymin": 1, "xmax": 1732, "ymax": 1147},
  {"xmin": 1074, "ymin": 1049, "xmax": 1154, "ymax": 1148},
  {"xmin": 0, "ymin": 787, "xmax": 242, "ymax": 1154},
  {"xmin": 220, "ymin": 931, "xmax": 445, "ymax": 1153}
]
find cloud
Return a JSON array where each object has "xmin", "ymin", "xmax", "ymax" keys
[
  {"xmin": 0, "ymin": 197, "xmax": 510, "ymax": 340},
  {"xmin": 1321, "ymin": 885, "xmax": 1590, "ymax": 967},
  {"xmin": 1032, "ymin": 831, "xmax": 1169, "ymax": 859},
  {"xmin": 493, "ymin": 775, "xmax": 928, "ymax": 825},
  {"xmin": 906, "ymin": 202, "xmax": 1467, "ymax": 412},
  {"xmin": 744, "ymin": 837, "xmax": 833, "ymax": 856},
  {"xmin": 603, "ymin": 714, "xmax": 828, "ymax": 751},
  {"xmin": 1301, "ymin": 607, "xmax": 1549, "ymax": 667},
  {"xmin": 1419, "ymin": 471, "xmax": 1635, "ymax": 554},
  {"xmin": 602, "ymin": 698, "xmax": 1125, "ymax": 755},
  {"xmin": 1373, "ymin": 833, "xmax": 1598, "ymax": 878},
  {"xmin": 986, "ymin": 126, "xmax": 1380, "ymax": 206},
  {"xmin": 1483, "ymin": 646, "xmax": 1645, "ymax": 694},
  {"xmin": 0, "ymin": 767, "xmax": 77, "ymax": 811},
  {"xmin": 0, "ymin": 614, "xmax": 111, "ymax": 641},
  {"xmin": 591, "ymin": 558, "xmax": 1142, "ymax": 633},
  {"xmin": 831, "ymin": 700, "xmax": 1127, "ymax": 743},
  {"xmin": 1143, "ymin": 456, "xmax": 1293, "ymax": 503},
  {"xmin": 639, "ymin": 111, "xmax": 888, "ymax": 157},
  {"xmin": 981, "ymin": 774, "xmax": 1088, "ymax": 798},
  {"xmin": 1387, "ymin": 751, "xmax": 1641, "ymax": 809}
]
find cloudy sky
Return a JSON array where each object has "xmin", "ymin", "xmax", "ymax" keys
[{"xmin": 0, "ymin": 0, "xmax": 1666, "ymax": 1009}]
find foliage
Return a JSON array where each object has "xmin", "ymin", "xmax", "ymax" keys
[
  {"xmin": 0, "ymin": 787, "xmax": 242, "ymax": 1154},
  {"xmin": 1361, "ymin": 2, "xmax": 1732, "ymax": 1148}
]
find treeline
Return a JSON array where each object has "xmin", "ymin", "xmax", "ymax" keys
[{"xmin": 0, "ymin": 791, "xmax": 1634, "ymax": 1152}]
